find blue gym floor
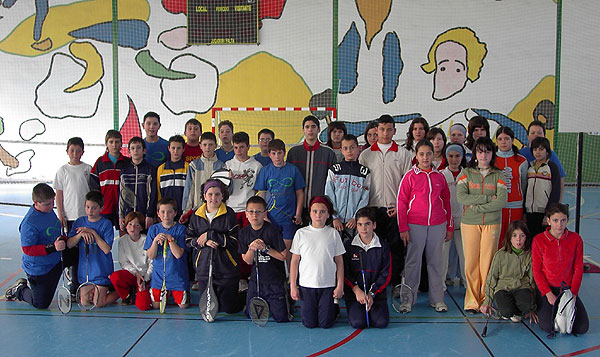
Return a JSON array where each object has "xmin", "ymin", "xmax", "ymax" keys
[{"xmin": 1, "ymin": 185, "xmax": 599, "ymax": 356}]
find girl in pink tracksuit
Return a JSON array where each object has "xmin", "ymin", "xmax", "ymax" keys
[{"xmin": 397, "ymin": 140, "xmax": 453, "ymax": 313}]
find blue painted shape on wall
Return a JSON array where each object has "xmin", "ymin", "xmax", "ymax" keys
[
  {"xmin": 68, "ymin": 19, "xmax": 149, "ymax": 50},
  {"xmin": 382, "ymin": 31, "xmax": 402, "ymax": 104},
  {"xmin": 338, "ymin": 22, "xmax": 360, "ymax": 94}
]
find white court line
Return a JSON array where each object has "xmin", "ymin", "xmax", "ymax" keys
[
  {"xmin": 584, "ymin": 255, "xmax": 600, "ymax": 267},
  {"xmin": 0, "ymin": 212, "xmax": 24, "ymax": 218},
  {"xmin": 0, "ymin": 257, "xmax": 13, "ymax": 260}
]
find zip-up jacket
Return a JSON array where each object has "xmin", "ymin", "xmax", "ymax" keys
[
  {"xmin": 456, "ymin": 167, "xmax": 508, "ymax": 225},
  {"xmin": 324, "ymin": 160, "xmax": 371, "ymax": 223},
  {"xmin": 532, "ymin": 228, "xmax": 583, "ymax": 296},
  {"xmin": 118, "ymin": 159, "xmax": 157, "ymax": 219},
  {"xmin": 343, "ymin": 234, "xmax": 391, "ymax": 300},
  {"xmin": 90, "ymin": 151, "xmax": 130, "ymax": 215},
  {"xmin": 182, "ymin": 155, "xmax": 225, "ymax": 212},
  {"xmin": 525, "ymin": 160, "xmax": 561, "ymax": 214},
  {"xmin": 185, "ymin": 203, "xmax": 240, "ymax": 279},
  {"xmin": 156, "ymin": 159, "xmax": 189, "ymax": 217},
  {"xmin": 482, "ymin": 249, "xmax": 535, "ymax": 307},
  {"xmin": 287, "ymin": 140, "xmax": 336, "ymax": 207},
  {"xmin": 496, "ymin": 150, "xmax": 528, "ymax": 209},
  {"xmin": 359, "ymin": 141, "xmax": 412, "ymax": 208},
  {"xmin": 397, "ymin": 165, "xmax": 453, "ymax": 232}
]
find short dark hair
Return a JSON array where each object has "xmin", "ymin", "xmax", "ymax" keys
[
  {"xmin": 258, "ymin": 128, "xmax": 274, "ymax": 141},
  {"xmin": 341, "ymin": 134, "xmax": 358, "ymax": 146},
  {"xmin": 545, "ymin": 202, "xmax": 569, "ymax": 219},
  {"xmin": 201, "ymin": 179, "xmax": 229, "ymax": 202},
  {"xmin": 232, "ymin": 131, "xmax": 250, "ymax": 146},
  {"xmin": 200, "ymin": 131, "xmax": 217, "ymax": 143},
  {"xmin": 415, "ymin": 139, "xmax": 434, "ymax": 153},
  {"xmin": 355, "ymin": 206, "xmax": 377, "ymax": 223},
  {"xmin": 128, "ymin": 136, "xmax": 146, "ymax": 150},
  {"xmin": 466, "ymin": 116, "xmax": 490, "ymax": 150},
  {"xmin": 326, "ymin": 121, "xmax": 348, "ymax": 147},
  {"xmin": 530, "ymin": 137, "xmax": 551, "ymax": 159},
  {"xmin": 377, "ymin": 114, "xmax": 395, "ymax": 125},
  {"xmin": 157, "ymin": 197, "xmax": 177, "ymax": 211},
  {"xmin": 268, "ymin": 139, "xmax": 286, "ymax": 152},
  {"xmin": 218, "ymin": 120, "xmax": 234, "ymax": 131},
  {"xmin": 302, "ymin": 115, "xmax": 320, "ymax": 129},
  {"xmin": 502, "ymin": 220, "xmax": 531, "ymax": 252},
  {"xmin": 185, "ymin": 118, "xmax": 202, "ymax": 132},
  {"xmin": 105, "ymin": 130, "xmax": 122, "ymax": 143},
  {"xmin": 67, "ymin": 137, "xmax": 84, "ymax": 151},
  {"xmin": 85, "ymin": 190, "xmax": 104, "ymax": 207},
  {"xmin": 467, "ymin": 137, "xmax": 498, "ymax": 169},
  {"xmin": 168, "ymin": 135, "xmax": 185, "ymax": 147},
  {"xmin": 528, "ymin": 120, "xmax": 546, "ymax": 136},
  {"xmin": 143, "ymin": 111, "xmax": 160, "ymax": 124},
  {"xmin": 32, "ymin": 183, "xmax": 55, "ymax": 202},
  {"xmin": 246, "ymin": 195, "xmax": 267, "ymax": 210}
]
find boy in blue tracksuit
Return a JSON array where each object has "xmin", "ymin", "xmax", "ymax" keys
[
  {"xmin": 239, "ymin": 196, "xmax": 291, "ymax": 322},
  {"xmin": 118, "ymin": 136, "xmax": 158, "ymax": 232},
  {"xmin": 325, "ymin": 134, "xmax": 370, "ymax": 240},
  {"xmin": 343, "ymin": 207, "xmax": 391, "ymax": 329},
  {"xmin": 67, "ymin": 190, "xmax": 117, "ymax": 307},
  {"xmin": 5, "ymin": 184, "xmax": 65, "ymax": 309}
]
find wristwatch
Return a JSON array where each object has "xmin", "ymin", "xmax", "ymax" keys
[
  {"xmin": 263, "ymin": 245, "xmax": 270, "ymax": 254},
  {"xmin": 370, "ymin": 292, "xmax": 375, "ymax": 298}
]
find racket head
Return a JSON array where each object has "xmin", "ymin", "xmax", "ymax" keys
[
  {"xmin": 391, "ymin": 284, "xmax": 402, "ymax": 313},
  {"xmin": 399, "ymin": 282, "xmax": 414, "ymax": 306},
  {"xmin": 199, "ymin": 249, "xmax": 219, "ymax": 322},
  {"xmin": 76, "ymin": 282, "xmax": 99, "ymax": 311},
  {"xmin": 249, "ymin": 296, "xmax": 269, "ymax": 327},
  {"xmin": 121, "ymin": 185, "xmax": 137, "ymax": 208},
  {"xmin": 57, "ymin": 286, "xmax": 72, "ymax": 314}
]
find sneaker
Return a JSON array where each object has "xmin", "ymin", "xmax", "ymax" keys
[
  {"xmin": 398, "ymin": 302, "xmax": 412, "ymax": 313},
  {"xmin": 238, "ymin": 279, "xmax": 248, "ymax": 292},
  {"xmin": 5, "ymin": 278, "xmax": 27, "ymax": 300},
  {"xmin": 191, "ymin": 281, "xmax": 199, "ymax": 291},
  {"xmin": 430, "ymin": 302, "xmax": 448, "ymax": 312},
  {"xmin": 501, "ymin": 315, "xmax": 510, "ymax": 320},
  {"xmin": 510, "ymin": 315, "xmax": 522, "ymax": 323},
  {"xmin": 465, "ymin": 308, "xmax": 479, "ymax": 315}
]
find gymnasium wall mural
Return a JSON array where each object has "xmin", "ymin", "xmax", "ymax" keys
[{"xmin": 0, "ymin": 0, "xmax": 558, "ymax": 180}]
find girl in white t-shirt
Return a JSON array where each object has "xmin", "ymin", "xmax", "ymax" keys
[
  {"xmin": 109, "ymin": 212, "xmax": 153, "ymax": 310},
  {"xmin": 290, "ymin": 196, "xmax": 345, "ymax": 328}
]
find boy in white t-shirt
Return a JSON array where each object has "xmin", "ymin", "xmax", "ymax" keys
[
  {"xmin": 290, "ymin": 196, "xmax": 345, "ymax": 328},
  {"xmin": 225, "ymin": 131, "xmax": 262, "ymax": 228},
  {"xmin": 53, "ymin": 137, "xmax": 91, "ymax": 296}
]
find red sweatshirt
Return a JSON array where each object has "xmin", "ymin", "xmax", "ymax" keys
[{"xmin": 532, "ymin": 228, "xmax": 583, "ymax": 296}]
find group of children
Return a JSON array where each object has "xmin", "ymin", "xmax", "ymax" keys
[{"xmin": 4, "ymin": 112, "xmax": 587, "ymax": 334}]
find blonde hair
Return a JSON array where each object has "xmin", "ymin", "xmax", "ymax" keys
[{"xmin": 421, "ymin": 27, "xmax": 487, "ymax": 82}]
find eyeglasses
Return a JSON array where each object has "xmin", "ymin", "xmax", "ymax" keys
[
  {"xmin": 259, "ymin": 138, "xmax": 272, "ymax": 143},
  {"xmin": 247, "ymin": 210, "xmax": 265, "ymax": 215}
]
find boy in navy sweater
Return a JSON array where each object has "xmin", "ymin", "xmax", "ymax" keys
[
  {"xmin": 5, "ymin": 184, "xmax": 65, "ymax": 309},
  {"xmin": 238, "ymin": 196, "xmax": 290, "ymax": 322},
  {"xmin": 343, "ymin": 207, "xmax": 391, "ymax": 329}
]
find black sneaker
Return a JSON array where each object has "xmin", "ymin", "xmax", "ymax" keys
[{"xmin": 5, "ymin": 278, "xmax": 27, "ymax": 300}]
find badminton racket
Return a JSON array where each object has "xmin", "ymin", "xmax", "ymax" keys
[
  {"xmin": 392, "ymin": 248, "xmax": 413, "ymax": 313},
  {"xmin": 199, "ymin": 248, "xmax": 219, "ymax": 322},
  {"xmin": 249, "ymin": 252, "xmax": 269, "ymax": 327},
  {"xmin": 76, "ymin": 243, "xmax": 99, "ymax": 310},
  {"xmin": 261, "ymin": 190, "xmax": 295, "ymax": 223},
  {"xmin": 57, "ymin": 226, "xmax": 71, "ymax": 314},
  {"xmin": 159, "ymin": 240, "xmax": 168, "ymax": 313}
]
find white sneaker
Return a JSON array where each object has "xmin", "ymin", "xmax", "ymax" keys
[
  {"xmin": 510, "ymin": 315, "xmax": 522, "ymax": 323},
  {"xmin": 399, "ymin": 302, "xmax": 412, "ymax": 313}
]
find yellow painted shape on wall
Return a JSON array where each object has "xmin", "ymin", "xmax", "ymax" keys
[
  {"xmin": 508, "ymin": 75, "xmax": 555, "ymax": 147},
  {"xmin": 197, "ymin": 52, "xmax": 313, "ymax": 148},
  {"xmin": 0, "ymin": 0, "xmax": 149, "ymax": 57},
  {"xmin": 356, "ymin": 0, "xmax": 392, "ymax": 49},
  {"xmin": 65, "ymin": 41, "xmax": 103, "ymax": 92}
]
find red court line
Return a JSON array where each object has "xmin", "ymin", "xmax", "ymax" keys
[
  {"xmin": 557, "ymin": 345, "xmax": 600, "ymax": 357},
  {"xmin": 0, "ymin": 268, "xmax": 23, "ymax": 289},
  {"xmin": 306, "ymin": 329, "xmax": 363, "ymax": 357}
]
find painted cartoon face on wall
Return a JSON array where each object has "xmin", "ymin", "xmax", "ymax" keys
[{"xmin": 433, "ymin": 41, "xmax": 468, "ymax": 100}]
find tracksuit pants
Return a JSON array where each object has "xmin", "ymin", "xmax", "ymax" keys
[
  {"xmin": 345, "ymin": 296, "xmax": 389, "ymax": 329},
  {"xmin": 109, "ymin": 269, "xmax": 152, "ymax": 311},
  {"xmin": 246, "ymin": 279, "xmax": 290, "ymax": 322},
  {"xmin": 300, "ymin": 286, "xmax": 335, "ymax": 328},
  {"xmin": 536, "ymin": 287, "xmax": 589, "ymax": 334},
  {"xmin": 17, "ymin": 262, "xmax": 62, "ymax": 309},
  {"xmin": 461, "ymin": 223, "xmax": 500, "ymax": 311}
]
